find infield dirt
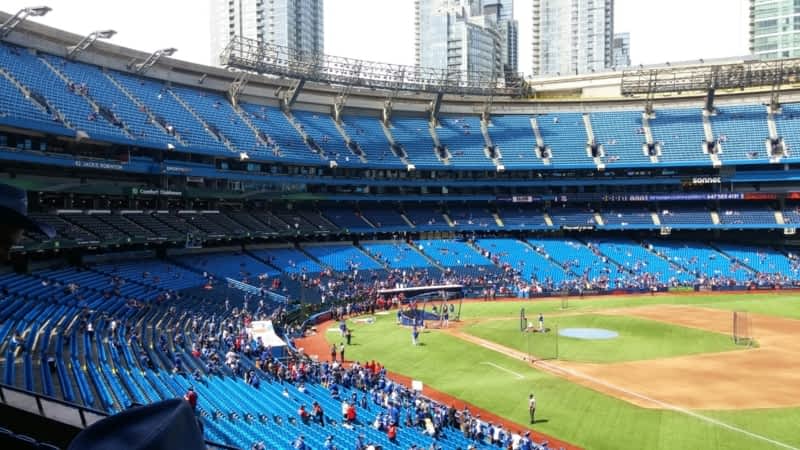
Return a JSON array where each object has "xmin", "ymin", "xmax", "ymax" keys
[{"xmin": 453, "ymin": 304, "xmax": 800, "ymax": 410}]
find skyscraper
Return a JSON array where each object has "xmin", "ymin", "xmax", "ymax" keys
[
  {"xmin": 750, "ymin": 0, "xmax": 800, "ymax": 59},
  {"xmin": 612, "ymin": 32, "xmax": 631, "ymax": 69},
  {"xmin": 531, "ymin": 0, "xmax": 614, "ymax": 76},
  {"xmin": 210, "ymin": 0, "xmax": 324, "ymax": 66},
  {"xmin": 484, "ymin": 0, "xmax": 520, "ymax": 76},
  {"xmin": 415, "ymin": 0, "xmax": 518, "ymax": 83}
]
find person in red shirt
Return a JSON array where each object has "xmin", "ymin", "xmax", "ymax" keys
[
  {"xmin": 184, "ymin": 386, "xmax": 198, "ymax": 411},
  {"xmin": 346, "ymin": 403, "xmax": 356, "ymax": 423},
  {"xmin": 387, "ymin": 423, "xmax": 397, "ymax": 443},
  {"xmin": 298, "ymin": 404, "xmax": 310, "ymax": 424}
]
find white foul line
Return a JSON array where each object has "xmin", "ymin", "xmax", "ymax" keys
[
  {"xmin": 462, "ymin": 334, "xmax": 797, "ymax": 450},
  {"xmin": 481, "ymin": 362, "xmax": 524, "ymax": 380},
  {"xmin": 535, "ymin": 360, "xmax": 798, "ymax": 450}
]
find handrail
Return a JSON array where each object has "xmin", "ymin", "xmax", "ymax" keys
[{"xmin": 225, "ymin": 277, "xmax": 288, "ymax": 304}]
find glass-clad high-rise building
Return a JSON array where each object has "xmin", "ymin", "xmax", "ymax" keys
[
  {"xmin": 612, "ymin": 32, "xmax": 631, "ymax": 69},
  {"xmin": 750, "ymin": 0, "xmax": 800, "ymax": 59},
  {"xmin": 210, "ymin": 0, "xmax": 324, "ymax": 66},
  {"xmin": 415, "ymin": 0, "xmax": 518, "ymax": 83},
  {"xmin": 531, "ymin": 0, "xmax": 614, "ymax": 76}
]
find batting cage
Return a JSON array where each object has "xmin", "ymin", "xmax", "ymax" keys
[
  {"xmin": 560, "ymin": 289, "xmax": 570, "ymax": 310},
  {"xmin": 732, "ymin": 310, "xmax": 754, "ymax": 346},
  {"xmin": 520, "ymin": 308, "xmax": 559, "ymax": 360},
  {"xmin": 397, "ymin": 288, "xmax": 463, "ymax": 328}
]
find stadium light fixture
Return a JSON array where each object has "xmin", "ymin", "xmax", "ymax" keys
[
  {"xmin": 0, "ymin": 6, "xmax": 52, "ymax": 39},
  {"xmin": 131, "ymin": 47, "xmax": 178, "ymax": 75},
  {"xmin": 66, "ymin": 29, "xmax": 116, "ymax": 59}
]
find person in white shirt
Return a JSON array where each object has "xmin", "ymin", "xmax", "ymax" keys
[{"xmin": 528, "ymin": 393, "xmax": 536, "ymax": 424}]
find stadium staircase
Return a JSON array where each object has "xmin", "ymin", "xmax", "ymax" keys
[
  {"xmin": 38, "ymin": 56, "xmax": 136, "ymax": 141},
  {"xmin": 521, "ymin": 240, "xmax": 564, "ymax": 270},
  {"xmin": 354, "ymin": 211, "xmax": 379, "ymax": 229},
  {"xmin": 0, "ymin": 66, "xmax": 66, "ymax": 125},
  {"xmin": 379, "ymin": 119, "xmax": 413, "ymax": 167},
  {"xmin": 399, "ymin": 212, "xmax": 416, "ymax": 229},
  {"xmin": 102, "ymin": 70, "xmax": 187, "ymax": 147},
  {"xmin": 353, "ymin": 243, "xmax": 390, "ymax": 270},
  {"xmin": 410, "ymin": 243, "xmax": 445, "ymax": 271},
  {"xmin": 543, "ymin": 212, "xmax": 554, "ymax": 227},
  {"xmin": 710, "ymin": 210, "xmax": 721, "ymax": 225},
  {"xmin": 295, "ymin": 245, "xmax": 334, "ymax": 272},
  {"xmin": 492, "ymin": 213, "xmax": 504, "ymax": 227},
  {"xmin": 710, "ymin": 244, "xmax": 760, "ymax": 273},
  {"xmin": 231, "ymin": 101, "xmax": 278, "ymax": 154},
  {"xmin": 641, "ymin": 110, "xmax": 661, "ymax": 163},
  {"xmin": 442, "ymin": 213, "xmax": 456, "ymax": 228},
  {"xmin": 429, "ymin": 120, "xmax": 451, "ymax": 165},
  {"xmin": 702, "ymin": 109, "xmax": 722, "ymax": 167},
  {"xmin": 169, "ymin": 89, "xmax": 238, "ymax": 153},
  {"xmin": 283, "ymin": 108, "xmax": 327, "ymax": 160},
  {"xmin": 465, "ymin": 240, "xmax": 502, "ymax": 269},
  {"xmin": 332, "ymin": 115, "xmax": 369, "ymax": 164},
  {"xmin": 530, "ymin": 117, "xmax": 552, "ymax": 164},
  {"xmin": 583, "ymin": 113, "xmax": 605, "ymax": 170},
  {"xmin": 767, "ymin": 106, "xmax": 785, "ymax": 163},
  {"xmin": 651, "ymin": 212, "xmax": 662, "ymax": 226},
  {"xmin": 480, "ymin": 116, "xmax": 503, "ymax": 169}
]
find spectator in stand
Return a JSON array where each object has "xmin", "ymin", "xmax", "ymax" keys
[
  {"xmin": 346, "ymin": 402, "xmax": 357, "ymax": 423},
  {"xmin": 292, "ymin": 435, "xmax": 309, "ymax": 450},
  {"xmin": 184, "ymin": 386, "xmax": 198, "ymax": 412},
  {"xmin": 297, "ymin": 404, "xmax": 310, "ymax": 424},
  {"xmin": 354, "ymin": 433, "xmax": 365, "ymax": 450},
  {"xmin": 313, "ymin": 401, "xmax": 325, "ymax": 426}
]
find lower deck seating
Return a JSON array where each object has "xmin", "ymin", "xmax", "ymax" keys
[{"xmin": 1, "ymin": 236, "xmax": 799, "ymax": 449}]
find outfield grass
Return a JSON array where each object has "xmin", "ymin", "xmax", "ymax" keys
[
  {"xmin": 463, "ymin": 314, "xmax": 740, "ymax": 363},
  {"xmin": 457, "ymin": 293, "xmax": 800, "ymax": 321},
  {"xmin": 324, "ymin": 293, "xmax": 800, "ymax": 450}
]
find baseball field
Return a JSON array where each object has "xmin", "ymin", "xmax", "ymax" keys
[{"xmin": 314, "ymin": 293, "xmax": 800, "ymax": 450}]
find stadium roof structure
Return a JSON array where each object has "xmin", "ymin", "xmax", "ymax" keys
[
  {"xmin": 221, "ymin": 35, "xmax": 527, "ymax": 97},
  {"xmin": 621, "ymin": 57, "xmax": 800, "ymax": 96}
]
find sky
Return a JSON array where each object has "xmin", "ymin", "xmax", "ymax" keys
[{"xmin": 1, "ymin": 0, "xmax": 750, "ymax": 76}]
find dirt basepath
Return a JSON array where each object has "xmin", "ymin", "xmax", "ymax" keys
[
  {"xmin": 559, "ymin": 305, "xmax": 800, "ymax": 410},
  {"xmin": 451, "ymin": 304, "xmax": 800, "ymax": 411},
  {"xmin": 295, "ymin": 319, "xmax": 581, "ymax": 450}
]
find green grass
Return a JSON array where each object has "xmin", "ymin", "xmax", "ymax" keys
[
  {"xmin": 457, "ymin": 293, "xmax": 800, "ymax": 321},
  {"xmin": 701, "ymin": 296, "xmax": 800, "ymax": 320},
  {"xmin": 324, "ymin": 293, "xmax": 800, "ymax": 450},
  {"xmin": 463, "ymin": 314, "xmax": 741, "ymax": 363}
]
